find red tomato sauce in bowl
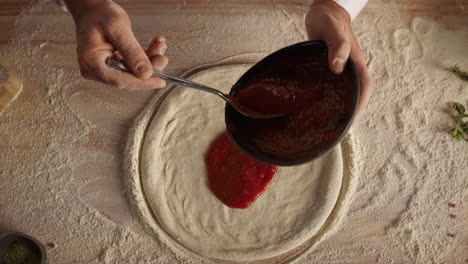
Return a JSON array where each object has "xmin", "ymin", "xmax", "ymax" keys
[{"xmin": 225, "ymin": 41, "xmax": 359, "ymax": 166}]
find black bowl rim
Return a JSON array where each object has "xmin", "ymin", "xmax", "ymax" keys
[
  {"xmin": 0, "ymin": 231, "xmax": 46, "ymax": 264},
  {"xmin": 225, "ymin": 40, "xmax": 360, "ymax": 166}
]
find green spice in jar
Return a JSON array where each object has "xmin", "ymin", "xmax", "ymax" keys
[{"xmin": 3, "ymin": 237, "xmax": 41, "ymax": 264}]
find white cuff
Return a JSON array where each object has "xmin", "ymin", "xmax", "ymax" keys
[
  {"xmin": 333, "ymin": 0, "xmax": 368, "ymax": 21},
  {"xmin": 52, "ymin": 0, "xmax": 69, "ymax": 11}
]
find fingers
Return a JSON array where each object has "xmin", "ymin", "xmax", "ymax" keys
[
  {"xmin": 101, "ymin": 69, "xmax": 166, "ymax": 91},
  {"xmin": 83, "ymin": 51, "xmax": 166, "ymax": 90},
  {"xmin": 308, "ymin": 26, "xmax": 351, "ymax": 74},
  {"xmin": 323, "ymin": 27, "xmax": 351, "ymax": 74},
  {"xmin": 150, "ymin": 55, "xmax": 169, "ymax": 72},
  {"xmin": 146, "ymin": 35, "xmax": 169, "ymax": 71},
  {"xmin": 328, "ymin": 39, "xmax": 351, "ymax": 74},
  {"xmin": 106, "ymin": 22, "xmax": 153, "ymax": 80},
  {"xmin": 77, "ymin": 31, "xmax": 166, "ymax": 90},
  {"xmin": 349, "ymin": 37, "xmax": 373, "ymax": 122},
  {"xmin": 147, "ymin": 35, "xmax": 167, "ymax": 54}
]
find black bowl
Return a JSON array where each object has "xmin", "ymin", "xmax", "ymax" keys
[
  {"xmin": 225, "ymin": 41, "xmax": 360, "ymax": 166},
  {"xmin": 0, "ymin": 232, "xmax": 46, "ymax": 264}
]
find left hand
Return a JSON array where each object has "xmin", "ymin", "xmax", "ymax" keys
[
  {"xmin": 67, "ymin": 0, "xmax": 168, "ymax": 90},
  {"xmin": 305, "ymin": 0, "xmax": 373, "ymax": 121}
]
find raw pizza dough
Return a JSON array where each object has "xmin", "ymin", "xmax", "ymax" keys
[{"xmin": 127, "ymin": 64, "xmax": 359, "ymax": 262}]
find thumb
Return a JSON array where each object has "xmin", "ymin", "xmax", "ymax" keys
[
  {"xmin": 325, "ymin": 36, "xmax": 351, "ymax": 74},
  {"xmin": 108, "ymin": 28, "xmax": 152, "ymax": 79}
]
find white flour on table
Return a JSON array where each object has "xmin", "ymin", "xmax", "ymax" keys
[{"xmin": 0, "ymin": 0, "xmax": 466, "ymax": 263}]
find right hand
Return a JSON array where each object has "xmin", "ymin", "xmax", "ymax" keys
[
  {"xmin": 305, "ymin": 0, "xmax": 373, "ymax": 121},
  {"xmin": 68, "ymin": 0, "xmax": 168, "ymax": 90}
]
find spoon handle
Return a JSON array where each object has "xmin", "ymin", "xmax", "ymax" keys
[{"xmin": 106, "ymin": 57, "xmax": 229, "ymax": 101}]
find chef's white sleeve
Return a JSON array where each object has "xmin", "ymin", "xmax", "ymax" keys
[
  {"xmin": 52, "ymin": 0, "xmax": 68, "ymax": 11},
  {"xmin": 332, "ymin": 0, "xmax": 368, "ymax": 21}
]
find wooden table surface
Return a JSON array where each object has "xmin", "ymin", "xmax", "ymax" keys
[{"xmin": 0, "ymin": 0, "xmax": 467, "ymax": 263}]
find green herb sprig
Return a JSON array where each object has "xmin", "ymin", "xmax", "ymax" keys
[
  {"xmin": 451, "ymin": 102, "xmax": 468, "ymax": 141},
  {"xmin": 446, "ymin": 65, "xmax": 468, "ymax": 81}
]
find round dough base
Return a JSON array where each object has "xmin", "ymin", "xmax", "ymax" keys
[{"xmin": 125, "ymin": 64, "xmax": 360, "ymax": 263}]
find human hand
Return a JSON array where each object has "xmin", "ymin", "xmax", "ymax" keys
[
  {"xmin": 67, "ymin": 0, "xmax": 168, "ymax": 90},
  {"xmin": 305, "ymin": 0, "xmax": 372, "ymax": 121}
]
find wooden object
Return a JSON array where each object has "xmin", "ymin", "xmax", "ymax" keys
[{"xmin": 0, "ymin": 0, "xmax": 466, "ymax": 263}]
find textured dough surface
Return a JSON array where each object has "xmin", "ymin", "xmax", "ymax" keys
[{"xmin": 141, "ymin": 65, "xmax": 344, "ymax": 261}]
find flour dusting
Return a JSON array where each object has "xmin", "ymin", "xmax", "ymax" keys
[
  {"xmin": 0, "ymin": 65, "xmax": 7, "ymax": 86},
  {"xmin": 0, "ymin": 0, "xmax": 466, "ymax": 263}
]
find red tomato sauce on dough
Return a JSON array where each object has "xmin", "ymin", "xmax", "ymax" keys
[{"xmin": 205, "ymin": 132, "xmax": 277, "ymax": 209}]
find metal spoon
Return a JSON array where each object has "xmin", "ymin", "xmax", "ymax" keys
[{"xmin": 106, "ymin": 57, "xmax": 284, "ymax": 119}]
